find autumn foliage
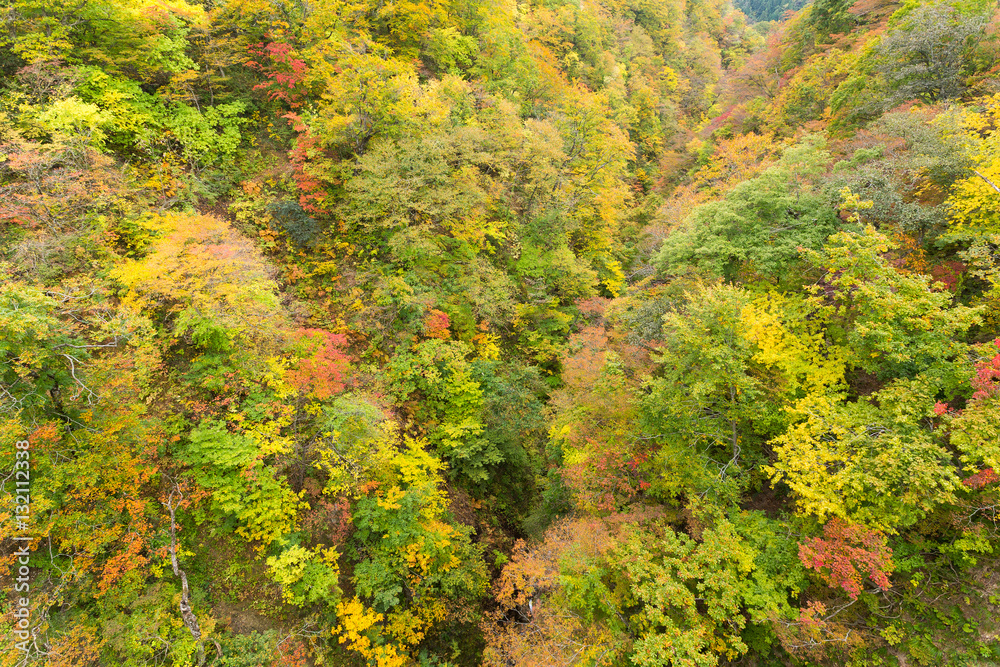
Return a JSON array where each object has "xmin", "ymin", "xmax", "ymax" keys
[
  {"xmin": 799, "ymin": 518, "xmax": 894, "ymax": 599},
  {"xmin": 4, "ymin": 0, "xmax": 1000, "ymax": 664},
  {"xmin": 286, "ymin": 328, "xmax": 350, "ymax": 398}
]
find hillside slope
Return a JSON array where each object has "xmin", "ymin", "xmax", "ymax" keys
[{"xmin": 2, "ymin": 0, "xmax": 1000, "ymax": 665}]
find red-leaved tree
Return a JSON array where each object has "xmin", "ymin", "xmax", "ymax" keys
[
  {"xmin": 799, "ymin": 518, "xmax": 894, "ymax": 599},
  {"xmin": 247, "ymin": 41, "xmax": 310, "ymax": 108}
]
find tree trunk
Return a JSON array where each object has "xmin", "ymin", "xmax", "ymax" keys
[{"xmin": 166, "ymin": 487, "xmax": 206, "ymax": 666}]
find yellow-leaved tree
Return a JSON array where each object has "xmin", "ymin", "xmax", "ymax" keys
[
  {"xmin": 943, "ymin": 93, "xmax": 1000, "ymax": 237},
  {"xmin": 335, "ymin": 440, "xmax": 488, "ymax": 666}
]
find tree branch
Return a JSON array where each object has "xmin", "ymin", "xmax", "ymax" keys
[
  {"xmin": 166, "ymin": 484, "xmax": 207, "ymax": 666},
  {"xmin": 974, "ymin": 169, "xmax": 1000, "ymax": 194}
]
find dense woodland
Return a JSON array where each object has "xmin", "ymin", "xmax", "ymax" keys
[{"xmin": 2, "ymin": 0, "xmax": 1000, "ymax": 664}]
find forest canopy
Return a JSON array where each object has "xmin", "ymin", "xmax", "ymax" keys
[{"xmin": 2, "ymin": 0, "xmax": 1000, "ymax": 665}]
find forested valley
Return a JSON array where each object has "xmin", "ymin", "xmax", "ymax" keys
[{"xmin": 2, "ymin": 0, "xmax": 1000, "ymax": 664}]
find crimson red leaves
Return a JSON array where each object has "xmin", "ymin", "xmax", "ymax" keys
[{"xmin": 799, "ymin": 518, "xmax": 894, "ymax": 599}]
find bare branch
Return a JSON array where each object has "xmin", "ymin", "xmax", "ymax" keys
[
  {"xmin": 165, "ymin": 484, "xmax": 207, "ymax": 666},
  {"xmin": 974, "ymin": 169, "xmax": 1000, "ymax": 194}
]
